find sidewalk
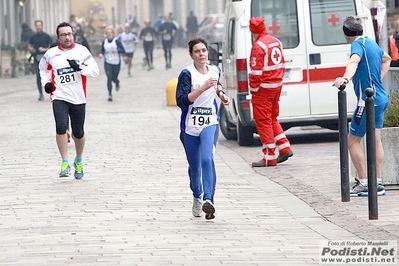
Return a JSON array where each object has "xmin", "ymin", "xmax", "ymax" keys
[{"xmin": 0, "ymin": 46, "xmax": 397, "ymax": 265}]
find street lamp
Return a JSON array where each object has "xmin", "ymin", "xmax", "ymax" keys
[{"xmin": 18, "ymin": 0, "xmax": 26, "ymax": 7}]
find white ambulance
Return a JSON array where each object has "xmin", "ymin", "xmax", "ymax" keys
[{"xmin": 217, "ymin": 0, "xmax": 376, "ymax": 146}]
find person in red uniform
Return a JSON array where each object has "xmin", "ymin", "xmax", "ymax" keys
[
  {"xmin": 248, "ymin": 17, "xmax": 293, "ymax": 167},
  {"xmin": 389, "ymin": 18, "xmax": 399, "ymax": 67}
]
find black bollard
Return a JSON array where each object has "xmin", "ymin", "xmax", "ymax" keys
[
  {"xmin": 365, "ymin": 88, "xmax": 378, "ymax": 220},
  {"xmin": 338, "ymin": 84, "xmax": 350, "ymax": 202}
]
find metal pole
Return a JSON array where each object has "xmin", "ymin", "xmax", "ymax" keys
[
  {"xmin": 365, "ymin": 88, "xmax": 378, "ymax": 220},
  {"xmin": 338, "ymin": 84, "xmax": 350, "ymax": 202},
  {"xmin": 379, "ymin": 0, "xmax": 388, "ymax": 53}
]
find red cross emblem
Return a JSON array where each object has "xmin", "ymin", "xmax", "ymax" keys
[
  {"xmin": 327, "ymin": 13, "xmax": 340, "ymax": 27},
  {"xmin": 271, "ymin": 47, "xmax": 282, "ymax": 65},
  {"xmin": 268, "ymin": 21, "xmax": 281, "ymax": 35}
]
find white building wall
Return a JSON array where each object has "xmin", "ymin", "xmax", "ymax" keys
[
  {"xmin": 29, "ymin": 0, "xmax": 71, "ymax": 37},
  {"xmin": 2, "ymin": 0, "xmax": 224, "ymax": 48}
]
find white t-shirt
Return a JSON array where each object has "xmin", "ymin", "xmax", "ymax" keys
[
  {"xmin": 184, "ymin": 64, "xmax": 220, "ymax": 136},
  {"xmin": 118, "ymin": 31, "xmax": 139, "ymax": 53},
  {"xmin": 39, "ymin": 43, "xmax": 99, "ymax": 104}
]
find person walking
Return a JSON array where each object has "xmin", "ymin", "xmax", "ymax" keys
[
  {"xmin": 69, "ymin": 14, "xmax": 84, "ymax": 36},
  {"xmin": 186, "ymin": 11, "xmax": 199, "ymax": 41},
  {"xmin": 248, "ymin": 17, "xmax": 293, "ymax": 167},
  {"xmin": 389, "ymin": 18, "xmax": 399, "ymax": 67},
  {"xmin": 70, "ymin": 21, "xmax": 90, "ymax": 51},
  {"xmin": 139, "ymin": 20, "xmax": 157, "ymax": 71},
  {"xmin": 99, "ymin": 26, "xmax": 125, "ymax": 101},
  {"xmin": 118, "ymin": 23, "xmax": 139, "ymax": 76},
  {"xmin": 21, "ymin": 23, "xmax": 34, "ymax": 43},
  {"xmin": 152, "ymin": 14, "xmax": 163, "ymax": 49},
  {"xmin": 333, "ymin": 15, "xmax": 391, "ymax": 196},
  {"xmin": 21, "ymin": 23, "xmax": 34, "ymax": 74},
  {"xmin": 39, "ymin": 22, "xmax": 99, "ymax": 179},
  {"xmin": 28, "ymin": 20, "xmax": 53, "ymax": 101},
  {"xmin": 176, "ymin": 37, "xmax": 230, "ymax": 220},
  {"xmin": 159, "ymin": 16, "xmax": 177, "ymax": 69},
  {"xmin": 126, "ymin": 14, "xmax": 140, "ymax": 35}
]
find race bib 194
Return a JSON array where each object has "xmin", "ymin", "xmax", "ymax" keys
[{"xmin": 188, "ymin": 107, "xmax": 216, "ymax": 128}]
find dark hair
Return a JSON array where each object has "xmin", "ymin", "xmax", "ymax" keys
[
  {"xmin": 343, "ymin": 16, "xmax": 363, "ymax": 36},
  {"xmin": 188, "ymin": 37, "xmax": 208, "ymax": 54},
  {"xmin": 21, "ymin": 23, "xmax": 30, "ymax": 30},
  {"xmin": 56, "ymin": 22, "xmax": 72, "ymax": 36}
]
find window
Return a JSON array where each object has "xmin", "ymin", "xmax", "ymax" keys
[
  {"xmin": 309, "ymin": 0, "xmax": 356, "ymax": 45},
  {"xmin": 251, "ymin": 0, "xmax": 299, "ymax": 49},
  {"xmin": 228, "ymin": 19, "xmax": 235, "ymax": 54}
]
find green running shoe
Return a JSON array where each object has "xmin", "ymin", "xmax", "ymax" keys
[
  {"xmin": 74, "ymin": 161, "xmax": 84, "ymax": 179},
  {"xmin": 59, "ymin": 162, "xmax": 71, "ymax": 177}
]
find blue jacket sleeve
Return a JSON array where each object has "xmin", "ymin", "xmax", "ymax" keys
[
  {"xmin": 217, "ymin": 66, "xmax": 222, "ymax": 85},
  {"xmin": 176, "ymin": 69, "xmax": 193, "ymax": 108}
]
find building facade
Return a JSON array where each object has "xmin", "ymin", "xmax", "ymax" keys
[
  {"xmin": 0, "ymin": 0, "xmax": 71, "ymax": 47},
  {"xmin": 1, "ymin": 0, "xmax": 224, "ymax": 50}
]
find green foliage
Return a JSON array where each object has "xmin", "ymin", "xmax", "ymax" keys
[
  {"xmin": 384, "ymin": 75, "xmax": 399, "ymax": 127},
  {"xmin": 1, "ymin": 44, "xmax": 22, "ymax": 77},
  {"xmin": 1, "ymin": 43, "xmax": 15, "ymax": 52},
  {"xmin": 15, "ymin": 42, "xmax": 28, "ymax": 51}
]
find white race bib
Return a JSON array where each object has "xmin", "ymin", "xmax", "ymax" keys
[
  {"xmin": 123, "ymin": 40, "xmax": 134, "ymax": 50},
  {"xmin": 145, "ymin": 33, "xmax": 153, "ymax": 42},
  {"xmin": 188, "ymin": 107, "xmax": 217, "ymax": 128},
  {"xmin": 163, "ymin": 33, "xmax": 171, "ymax": 41},
  {"xmin": 56, "ymin": 67, "xmax": 78, "ymax": 86},
  {"xmin": 105, "ymin": 52, "xmax": 116, "ymax": 61}
]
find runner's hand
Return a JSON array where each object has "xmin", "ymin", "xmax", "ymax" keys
[{"xmin": 67, "ymin": 59, "xmax": 81, "ymax": 71}]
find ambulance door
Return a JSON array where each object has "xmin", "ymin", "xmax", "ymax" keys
[
  {"xmin": 252, "ymin": 0, "xmax": 311, "ymax": 118},
  {"xmin": 304, "ymin": 0, "xmax": 357, "ymax": 115}
]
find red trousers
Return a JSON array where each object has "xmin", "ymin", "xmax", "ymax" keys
[{"xmin": 251, "ymin": 87, "xmax": 292, "ymax": 165}]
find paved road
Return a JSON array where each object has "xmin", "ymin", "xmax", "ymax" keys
[{"xmin": 0, "ymin": 46, "xmax": 398, "ymax": 265}]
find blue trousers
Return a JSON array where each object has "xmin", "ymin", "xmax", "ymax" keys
[{"xmin": 180, "ymin": 124, "xmax": 218, "ymax": 202}]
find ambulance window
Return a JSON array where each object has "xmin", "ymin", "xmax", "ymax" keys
[
  {"xmin": 309, "ymin": 0, "xmax": 356, "ymax": 46},
  {"xmin": 228, "ymin": 19, "xmax": 235, "ymax": 54},
  {"xmin": 251, "ymin": 0, "xmax": 299, "ymax": 49}
]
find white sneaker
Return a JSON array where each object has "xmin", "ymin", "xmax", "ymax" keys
[{"xmin": 192, "ymin": 198, "xmax": 203, "ymax": 217}]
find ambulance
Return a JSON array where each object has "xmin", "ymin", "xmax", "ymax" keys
[{"xmin": 216, "ymin": 0, "xmax": 376, "ymax": 146}]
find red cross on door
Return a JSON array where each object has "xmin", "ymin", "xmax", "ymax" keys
[
  {"xmin": 268, "ymin": 21, "xmax": 280, "ymax": 34},
  {"xmin": 327, "ymin": 13, "xmax": 340, "ymax": 27}
]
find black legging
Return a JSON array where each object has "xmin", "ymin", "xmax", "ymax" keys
[
  {"xmin": 33, "ymin": 59, "xmax": 43, "ymax": 94},
  {"xmin": 52, "ymin": 100, "xmax": 86, "ymax": 138},
  {"xmin": 104, "ymin": 62, "xmax": 120, "ymax": 96},
  {"xmin": 143, "ymin": 41, "xmax": 154, "ymax": 66},
  {"xmin": 162, "ymin": 40, "xmax": 173, "ymax": 65}
]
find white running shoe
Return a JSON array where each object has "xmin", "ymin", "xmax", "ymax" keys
[{"xmin": 192, "ymin": 198, "xmax": 203, "ymax": 217}]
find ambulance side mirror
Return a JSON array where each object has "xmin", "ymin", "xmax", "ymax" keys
[{"xmin": 208, "ymin": 43, "xmax": 221, "ymax": 66}]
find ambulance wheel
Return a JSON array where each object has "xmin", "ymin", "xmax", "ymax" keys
[
  {"xmin": 219, "ymin": 104, "xmax": 237, "ymax": 140},
  {"xmin": 323, "ymin": 123, "xmax": 339, "ymax": 131},
  {"xmin": 237, "ymin": 116, "xmax": 254, "ymax": 146}
]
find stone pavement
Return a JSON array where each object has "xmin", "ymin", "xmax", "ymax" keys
[{"xmin": 0, "ymin": 46, "xmax": 398, "ymax": 266}]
